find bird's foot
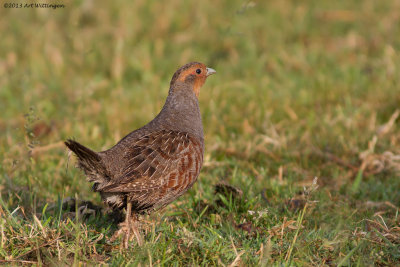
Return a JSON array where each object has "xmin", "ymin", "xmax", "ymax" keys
[
  {"xmin": 110, "ymin": 221, "xmax": 143, "ymax": 248},
  {"xmin": 110, "ymin": 221, "xmax": 130, "ymax": 249},
  {"xmin": 130, "ymin": 220, "xmax": 143, "ymax": 246}
]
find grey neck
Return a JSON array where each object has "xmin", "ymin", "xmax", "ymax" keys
[{"xmin": 150, "ymin": 82, "xmax": 203, "ymax": 139}]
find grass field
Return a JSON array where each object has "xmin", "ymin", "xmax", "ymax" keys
[{"xmin": 1, "ymin": 0, "xmax": 400, "ymax": 265}]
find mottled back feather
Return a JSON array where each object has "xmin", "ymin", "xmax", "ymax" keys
[{"xmin": 99, "ymin": 130, "xmax": 202, "ymax": 193}]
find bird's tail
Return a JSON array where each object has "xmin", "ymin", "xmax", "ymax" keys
[{"xmin": 65, "ymin": 139, "xmax": 109, "ymax": 183}]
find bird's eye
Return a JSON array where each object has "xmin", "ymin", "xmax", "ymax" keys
[{"xmin": 196, "ymin": 69, "xmax": 202, "ymax": 74}]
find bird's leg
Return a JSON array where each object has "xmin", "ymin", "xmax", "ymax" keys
[
  {"xmin": 123, "ymin": 202, "xmax": 132, "ymax": 248},
  {"xmin": 110, "ymin": 202, "xmax": 132, "ymax": 248},
  {"xmin": 110, "ymin": 202, "xmax": 143, "ymax": 248}
]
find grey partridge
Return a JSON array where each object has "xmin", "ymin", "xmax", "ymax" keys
[{"xmin": 65, "ymin": 62, "xmax": 216, "ymax": 248}]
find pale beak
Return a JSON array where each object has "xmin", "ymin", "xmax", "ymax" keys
[{"xmin": 206, "ymin": 67, "xmax": 216, "ymax": 77}]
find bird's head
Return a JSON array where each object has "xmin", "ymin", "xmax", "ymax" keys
[{"xmin": 170, "ymin": 62, "xmax": 216, "ymax": 97}]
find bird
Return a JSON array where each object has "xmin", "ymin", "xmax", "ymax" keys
[{"xmin": 65, "ymin": 62, "xmax": 216, "ymax": 248}]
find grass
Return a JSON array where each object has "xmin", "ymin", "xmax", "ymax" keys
[{"xmin": 1, "ymin": 0, "xmax": 400, "ymax": 265}]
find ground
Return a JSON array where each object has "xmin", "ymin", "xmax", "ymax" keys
[{"xmin": 1, "ymin": 0, "xmax": 400, "ymax": 265}]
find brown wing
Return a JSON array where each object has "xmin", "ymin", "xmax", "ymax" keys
[{"xmin": 98, "ymin": 130, "xmax": 203, "ymax": 193}]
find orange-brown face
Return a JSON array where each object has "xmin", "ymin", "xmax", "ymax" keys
[{"xmin": 174, "ymin": 63, "xmax": 216, "ymax": 97}]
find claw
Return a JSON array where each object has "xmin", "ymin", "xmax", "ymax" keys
[{"xmin": 109, "ymin": 202, "xmax": 143, "ymax": 248}]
